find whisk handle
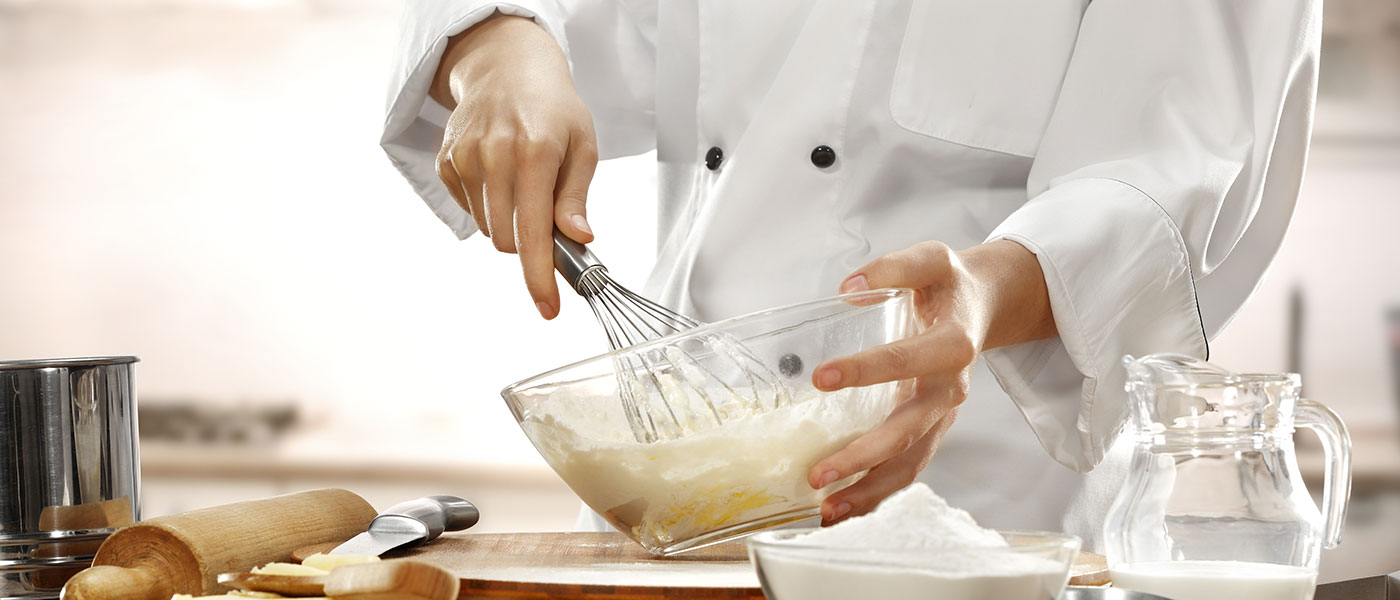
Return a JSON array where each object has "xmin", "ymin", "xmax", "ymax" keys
[{"xmin": 553, "ymin": 229, "xmax": 605, "ymax": 293}]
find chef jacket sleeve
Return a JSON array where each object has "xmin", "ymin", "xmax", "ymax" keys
[
  {"xmin": 380, "ymin": 0, "xmax": 657, "ymax": 239},
  {"xmin": 981, "ymin": 0, "xmax": 1321, "ymax": 472}
]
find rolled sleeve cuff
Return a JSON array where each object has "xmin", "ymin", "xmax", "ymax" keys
[
  {"xmin": 380, "ymin": 2, "xmax": 570, "ymax": 239},
  {"xmin": 981, "ymin": 177, "xmax": 1208, "ymax": 472}
]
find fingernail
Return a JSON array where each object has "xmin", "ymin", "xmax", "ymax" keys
[
  {"xmin": 536, "ymin": 302, "xmax": 554, "ymax": 319},
  {"xmin": 818, "ymin": 470, "xmax": 840, "ymax": 488},
  {"xmin": 832, "ymin": 502, "xmax": 852, "ymax": 520},
  {"xmin": 815, "ymin": 367, "xmax": 842, "ymax": 389},
  {"xmin": 839, "ymin": 274, "xmax": 869, "ymax": 294},
  {"xmin": 570, "ymin": 214, "xmax": 592, "ymax": 236}
]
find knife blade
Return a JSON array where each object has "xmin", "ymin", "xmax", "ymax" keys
[
  {"xmin": 330, "ymin": 495, "xmax": 479, "ymax": 557},
  {"xmin": 1315, "ymin": 570, "xmax": 1400, "ymax": 600}
]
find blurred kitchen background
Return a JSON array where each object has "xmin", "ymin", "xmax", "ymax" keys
[{"xmin": 2, "ymin": 0, "xmax": 1397, "ymax": 583}]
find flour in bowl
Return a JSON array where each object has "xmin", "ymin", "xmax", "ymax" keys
[
  {"xmin": 752, "ymin": 483, "xmax": 1077, "ymax": 600},
  {"xmin": 793, "ymin": 482, "xmax": 1007, "ymax": 550}
]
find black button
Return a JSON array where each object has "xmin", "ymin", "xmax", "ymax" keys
[
  {"xmin": 778, "ymin": 353, "xmax": 803, "ymax": 378},
  {"xmin": 810, "ymin": 145, "xmax": 836, "ymax": 168},
  {"xmin": 705, "ymin": 146, "xmax": 724, "ymax": 171}
]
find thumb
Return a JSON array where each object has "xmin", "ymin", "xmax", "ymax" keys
[
  {"xmin": 553, "ymin": 132, "xmax": 598, "ymax": 244},
  {"xmin": 840, "ymin": 241, "xmax": 955, "ymax": 293}
]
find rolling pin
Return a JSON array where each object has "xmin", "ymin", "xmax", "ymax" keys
[{"xmin": 62, "ymin": 488, "xmax": 377, "ymax": 600}]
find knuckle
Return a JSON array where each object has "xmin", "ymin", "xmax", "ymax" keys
[
  {"xmin": 897, "ymin": 469, "xmax": 919, "ymax": 488},
  {"xmin": 840, "ymin": 438, "xmax": 875, "ymax": 469},
  {"xmin": 574, "ymin": 139, "xmax": 600, "ymax": 163},
  {"xmin": 950, "ymin": 379, "xmax": 971, "ymax": 406},
  {"xmin": 909, "ymin": 242, "xmax": 953, "ymax": 275},
  {"xmin": 518, "ymin": 133, "xmax": 565, "ymax": 163},
  {"xmin": 480, "ymin": 181, "xmax": 501, "ymax": 205},
  {"xmin": 917, "ymin": 240, "xmax": 952, "ymax": 259},
  {"xmin": 570, "ymin": 113, "xmax": 598, "ymax": 137},
  {"xmin": 522, "ymin": 269, "xmax": 550, "ymax": 295},
  {"xmin": 434, "ymin": 152, "xmax": 453, "ymax": 180},
  {"xmin": 448, "ymin": 145, "xmax": 477, "ymax": 173},
  {"xmin": 824, "ymin": 460, "xmax": 852, "ymax": 481},
  {"xmin": 892, "ymin": 429, "xmax": 919, "ymax": 455},
  {"xmin": 843, "ymin": 360, "xmax": 863, "ymax": 388},
  {"xmin": 948, "ymin": 333, "xmax": 976, "ymax": 366},
  {"xmin": 555, "ymin": 186, "xmax": 588, "ymax": 209},
  {"xmin": 845, "ymin": 504, "xmax": 870, "ymax": 520},
  {"xmin": 478, "ymin": 134, "xmax": 514, "ymax": 167},
  {"xmin": 881, "ymin": 345, "xmax": 913, "ymax": 376},
  {"xmin": 490, "ymin": 231, "xmax": 516, "ymax": 253},
  {"xmin": 514, "ymin": 216, "xmax": 544, "ymax": 245}
]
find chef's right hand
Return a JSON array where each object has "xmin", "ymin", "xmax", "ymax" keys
[{"xmin": 430, "ymin": 14, "xmax": 599, "ymax": 320}]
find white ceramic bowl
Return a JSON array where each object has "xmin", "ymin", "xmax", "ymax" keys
[{"xmin": 747, "ymin": 529, "xmax": 1080, "ymax": 600}]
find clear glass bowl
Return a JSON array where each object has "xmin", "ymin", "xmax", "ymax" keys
[
  {"xmin": 501, "ymin": 289, "xmax": 916, "ymax": 555},
  {"xmin": 747, "ymin": 529, "xmax": 1080, "ymax": 600}
]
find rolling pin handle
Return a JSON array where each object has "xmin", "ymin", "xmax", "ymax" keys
[{"xmin": 62, "ymin": 565, "xmax": 171, "ymax": 600}]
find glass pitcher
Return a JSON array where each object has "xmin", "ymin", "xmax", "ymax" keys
[{"xmin": 1105, "ymin": 354, "xmax": 1352, "ymax": 600}]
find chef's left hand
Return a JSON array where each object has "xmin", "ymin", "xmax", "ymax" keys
[{"xmin": 806, "ymin": 239, "xmax": 1057, "ymax": 524}]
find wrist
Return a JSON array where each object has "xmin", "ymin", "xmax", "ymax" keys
[
  {"xmin": 958, "ymin": 240, "xmax": 1056, "ymax": 350},
  {"xmin": 430, "ymin": 14, "xmax": 553, "ymax": 108}
]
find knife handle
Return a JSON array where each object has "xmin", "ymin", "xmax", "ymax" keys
[{"xmin": 375, "ymin": 495, "xmax": 479, "ymax": 541}]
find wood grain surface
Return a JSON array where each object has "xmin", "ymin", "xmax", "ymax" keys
[
  {"xmin": 362, "ymin": 531, "xmax": 1110, "ymax": 599},
  {"xmin": 1070, "ymin": 551, "xmax": 1110, "ymax": 586},
  {"xmin": 395, "ymin": 532, "xmax": 758, "ymax": 599}
]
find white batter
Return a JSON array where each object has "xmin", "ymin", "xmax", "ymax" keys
[{"xmin": 521, "ymin": 382, "xmax": 896, "ymax": 553}]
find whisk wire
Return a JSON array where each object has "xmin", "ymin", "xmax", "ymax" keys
[
  {"xmin": 578, "ymin": 271, "xmax": 657, "ymax": 441},
  {"xmin": 559, "ymin": 239, "xmax": 788, "ymax": 442},
  {"xmin": 595, "ymin": 273, "xmax": 714, "ymax": 436}
]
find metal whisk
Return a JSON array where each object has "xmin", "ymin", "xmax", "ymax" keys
[{"xmin": 553, "ymin": 231, "xmax": 788, "ymax": 443}]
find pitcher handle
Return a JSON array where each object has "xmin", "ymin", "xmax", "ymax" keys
[{"xmin": 1295, "ymin": 399, "xmax": 1352, "ymax": 548}]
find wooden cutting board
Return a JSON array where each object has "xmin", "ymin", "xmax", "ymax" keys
[{"xmin": 298, "ymin": 532, "xmax": 1109, "ymax": 599}]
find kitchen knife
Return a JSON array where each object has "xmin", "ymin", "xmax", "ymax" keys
[
  {"xmin": 1315, "ymin": 570, "xmax": 1400, "ymax": 600},
  {"xmin": 329, "ymin": 495, "xmax": 479, "ymax": 557}
]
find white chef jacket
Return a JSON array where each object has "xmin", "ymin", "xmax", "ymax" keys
[{"xmin": 381, "ymin": 0, "xmax": 1319, "ymax": 549}]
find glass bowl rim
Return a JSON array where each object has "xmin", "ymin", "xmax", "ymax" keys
[
  {"xmin": 746, "ymin": 528, "xmax": 1081, "ymax": 556},
  {"xmin": 499, "ymin": 288, "xmax": 914, "ymax": 397}
]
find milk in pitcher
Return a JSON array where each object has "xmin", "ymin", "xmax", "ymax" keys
[{"xmin": 1110, "ymin": 560, "xmax": 1317, "ymax": 600}]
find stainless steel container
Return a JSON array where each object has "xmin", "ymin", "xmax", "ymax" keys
[{"xmin": 0, "ymin": 357, "xmax": 141, "ymax": 598}]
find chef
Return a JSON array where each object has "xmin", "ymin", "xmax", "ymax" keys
[{"xmin": 380, "ymin": 0, "xmax": 1319, "ymax": 549}]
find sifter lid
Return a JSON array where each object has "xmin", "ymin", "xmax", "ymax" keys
[{"xmin": 0, "ymin": 356, "xmax": 139, "ymax": 371}]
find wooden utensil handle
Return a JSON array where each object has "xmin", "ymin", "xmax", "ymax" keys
[
  {"xmin": 62, "ymin": 565, "xmax": 170, "ymax": 600},
  {"xmin": 63, "ymin": 488, "xmax": 377, "ymax": 598},
  {"xmin": 325, "ymin": 560, "xmax": 459, "ymax": 600}
]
